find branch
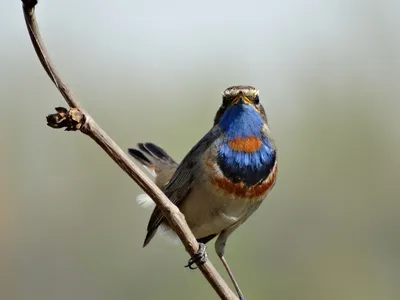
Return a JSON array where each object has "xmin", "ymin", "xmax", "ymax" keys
[{"xmin": 21, "ymin": 1, "xmax": 238, "ymax": 299}]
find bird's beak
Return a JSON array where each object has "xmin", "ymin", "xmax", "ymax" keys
[{"xmin": 232, "ymin": 92, "xmax": 252, "ymax": 105}]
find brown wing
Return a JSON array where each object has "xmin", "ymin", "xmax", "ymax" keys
[{"xmin": 143, "ymin": 126, "xmax": 222, "ymax": 246}]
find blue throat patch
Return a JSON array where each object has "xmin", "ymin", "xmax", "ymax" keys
[
  {"xmin": 219, "ymin": 103, "xmax": 264, "ymax": 139},
  {"xmin": 217, "ymin": 104, "xmax": 276, "ymax": 186}
]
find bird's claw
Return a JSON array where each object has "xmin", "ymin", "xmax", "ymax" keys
[{"xmin": 185, "ymin": 243, "xmax": 207, "ymax": 270}]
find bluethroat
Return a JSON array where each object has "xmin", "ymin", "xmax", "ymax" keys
[{"xmin": 128, "ymin": 85, "xmax": 277, "ymax": 300}]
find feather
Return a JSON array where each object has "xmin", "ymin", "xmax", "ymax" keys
[
  {"xmin": 128, "ymin": 148, "xmax": 153, "ymax": 167},
  {"xmin": 157, "ymin": 224, "xmax": 180, "ymax": 245},
  {"xmin": 138, "ymin": 143, "xmax": 176, "ymax": 164},
  {"xmin": 135, "ymin": 194, "xmax": 180, "ymax": 245},
  {"xmin": 136, "ymin": 194, "xmax": 156, "ymax": 209},
  {"xmin": 143, "ymin": 126, "xmax": 222, "ymax": 247}
]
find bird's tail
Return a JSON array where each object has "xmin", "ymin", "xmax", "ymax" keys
[
  {"xmin": 128, "ymin": 142, "xmax": 177, "ymax": 175},
  {"xmin": 128, "ymin": 143, "xmax": 180, "ymax": 245}
]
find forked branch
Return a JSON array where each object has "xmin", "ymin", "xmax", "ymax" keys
[{"xmin": 21, "ymin": 1, "xmax": 238, "ymax": 299}]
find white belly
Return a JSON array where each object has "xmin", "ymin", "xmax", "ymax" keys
[{"xmin": 179, "ymin": 183, "xmax": 257, "ymax": 239}]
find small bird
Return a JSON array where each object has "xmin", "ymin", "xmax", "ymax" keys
[{"xmin": 128, "ymin": 85, "xmax": 277, "ymax": 300}]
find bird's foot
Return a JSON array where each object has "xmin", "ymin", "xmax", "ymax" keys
[{"xmin": 185, "ymin": 243, "xmax": 207, "ymax": 270}]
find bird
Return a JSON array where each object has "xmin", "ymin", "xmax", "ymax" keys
[{"xmin": 128, "ymin": 85, "xmax": 277, "ymax": 300}]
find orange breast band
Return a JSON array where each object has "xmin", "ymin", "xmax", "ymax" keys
[
  {"xmin": 211, "ymin": 162, "xmax": 278, "ymax": 200},
  {"xmin": 228, "ymin": 137, "xmax": 262, "ymax": 153}
]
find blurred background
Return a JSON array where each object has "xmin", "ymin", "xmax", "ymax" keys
[{"xmin": 1, "ymin": 0, "xmax": 399, "ymax": 299}]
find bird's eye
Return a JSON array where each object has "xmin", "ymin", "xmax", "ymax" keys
[{"xmin": 254, "ymin": 95, "xmax": 260, "ymax": 104}]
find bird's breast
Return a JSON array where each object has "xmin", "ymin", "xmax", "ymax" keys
[{"xmin": 203, "ymin": 136, "xmax": 277, "ymax": 202}]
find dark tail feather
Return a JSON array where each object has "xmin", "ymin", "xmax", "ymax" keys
[
  {"xmin": 143, "ymin": 230, "xmax": 157, "ymax": 247},
  {"xmin": 138, "ymin": 143, "xmax": 176, "ymax": 164},
  {"xmin": 128, "ymin": 148, "xmax": 153, "ymax": 167}
]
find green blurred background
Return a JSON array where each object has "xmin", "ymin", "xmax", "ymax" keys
[{"xmin": 1, "ymin": 0, "xmax": 399, "ymax": 299}]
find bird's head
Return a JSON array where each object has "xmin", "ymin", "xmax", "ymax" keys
[{"xmin": 214, "ymin": 85, "xmax": 268, "ymax": 125}]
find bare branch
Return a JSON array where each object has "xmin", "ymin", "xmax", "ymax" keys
[{"xmin": 21, "ymin": 1, "xmax": 238, "ymax": 299}]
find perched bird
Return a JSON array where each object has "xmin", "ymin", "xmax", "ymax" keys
[{"xmin": 128, "ymin": 85, "xmax": 277, "ymax": 300}]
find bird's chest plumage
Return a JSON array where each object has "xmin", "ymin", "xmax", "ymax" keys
[
  {"xmin": 204, "ymin": 136, "xmax": 277, "ymax": 201},
  {"xmin": 217, "ymin": 138, "xmax": 275, "ymax": 186}
]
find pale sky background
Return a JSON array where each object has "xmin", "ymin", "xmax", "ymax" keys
[{"xmin": 1, "ymin": 1, "xmax": 399, "ymax": 299}]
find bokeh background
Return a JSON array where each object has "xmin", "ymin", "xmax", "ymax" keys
[{"xmin": 1, "ymin": 0, "xmax": 399, "ymax": 299}]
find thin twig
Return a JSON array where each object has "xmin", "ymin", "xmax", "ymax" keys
[{"xmin": 21, "ymin": 1, "xmax": 238, "ymax": 299}]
